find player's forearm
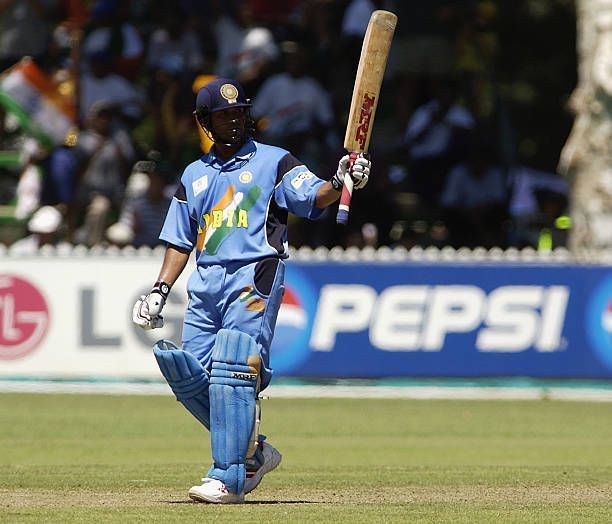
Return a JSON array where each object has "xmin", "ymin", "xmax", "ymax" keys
[
  {"xmin": 315, "ymin": 181, "xmax": 341, "ymax": 208},
  {"xmin": 156, "ymin": 244, "xmax": 191, "ymax": 287}
]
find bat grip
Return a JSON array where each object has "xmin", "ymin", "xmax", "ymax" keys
[{"xmin": 336, "ymin": 152, "xmax": 358, "ymax": 225}]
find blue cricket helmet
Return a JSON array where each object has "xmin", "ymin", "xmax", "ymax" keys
[
  {"xmin": 195, "ymin": 78, "xmax": 251, "ymax": 117},
  {"xmin": 194, "ymin": 78, "xmax": 255, "ymax": 146}
]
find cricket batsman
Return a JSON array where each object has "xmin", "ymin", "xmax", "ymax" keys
[{"xmin": 132, "ymin": 78, "xmax": 370, "ymax": 503}]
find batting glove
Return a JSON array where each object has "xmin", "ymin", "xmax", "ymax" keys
[
  {"xmin": 132, "ymin": 281, "xmax": 170, "ymax": 330},
  {"xmin": 331, "ymin": 153, "xmax": 371, "ymax": 191}
]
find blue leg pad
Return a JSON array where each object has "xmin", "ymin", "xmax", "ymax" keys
[
  {"xmin": 153, "ymin": 340, "xmax": 210, "ymax": 429},
  {"xmin": 207, "ymin": 329, "xmax": 260, "ymax": 494}
]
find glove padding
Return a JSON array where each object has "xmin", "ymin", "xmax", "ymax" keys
[
  {"xmin": 132, "ymin": 282, "xmax": 170, "ymax": 330},
  {"xmin": 331, "ymin": 153, "xmax": 370, "ymax": 191}
]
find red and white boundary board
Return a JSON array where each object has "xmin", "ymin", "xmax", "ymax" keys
[
  {"xmin": 0, "ymin": 257, "xmax": 192, "ymax": 378},
  {"xmin": 1, "ymin": 253, "xmax": 611, "ymax": 379}
]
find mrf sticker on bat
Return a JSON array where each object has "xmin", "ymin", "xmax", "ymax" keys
[{"xmin": 354, "ymin": 92, "xmax": 376, "ymax": 149}]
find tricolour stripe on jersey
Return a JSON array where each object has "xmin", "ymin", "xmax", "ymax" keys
[
  {"xmin": 196, "ymin": 185, "xmax": 236, "ymax": 252},
  {"xmin": 204, "ymin": 185, "xmax": 262, "ymax": 255}
]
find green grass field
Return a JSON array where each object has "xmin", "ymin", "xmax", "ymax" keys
[{"xmin": 0, "ymin": 393, "xmax": 610, "ymax": 522}]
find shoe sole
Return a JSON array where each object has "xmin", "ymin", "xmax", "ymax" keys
[
  {"xmin": 188, "ymin": 488, "xmax": 244, "ymax": 504},
  {"xmin": 245, "ymin": 447, "xmax": 282, "ymax": 494}
]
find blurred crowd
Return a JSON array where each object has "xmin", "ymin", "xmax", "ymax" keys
[{"xmin": 0, "ymin": 0, "xmax": 571, "ymax": 253}]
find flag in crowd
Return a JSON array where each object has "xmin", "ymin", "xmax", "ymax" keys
[{"xmin": 0, "ymin": 58, "xmax": 75, "ymax": 148}]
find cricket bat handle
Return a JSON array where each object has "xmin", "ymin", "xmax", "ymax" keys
[{"xmin": 336, "ymin": 152, "xmax": 358, "ymax": 225}]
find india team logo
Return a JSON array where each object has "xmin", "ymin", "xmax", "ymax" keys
[
  {"xmin": 220, "ymin": 83, "xmax": 239, "ymax": 103},
  {"xmin": 270, "ymin": 266, "xmax": 317, "ymax": 374},
  {"xmin": 586, "ymin": 275, "xmax": 612, "ymax": 370},
  {"xmin": 0, "ymin": 275, "xmax": 50, "ymax": 360},
  {"xmin": 239, "ymin": 171, "xmax": 253, "ymax": 184}
]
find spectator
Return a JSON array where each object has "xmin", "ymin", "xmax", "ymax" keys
[
  {"xmin": 14, "ymin": 131, "xmax": 79, "ymax": 228},
  {"xmin": 0, "ymin": 0, "xmax": 60, "ymax": 71},
  {"xmin": 156, "ymin": 71, "xmax": 203, "ymax": 170},
  {"xmin": 39, "ymin": 133, "xmax": 79, "ymax": 210},
  {"xmin": 9, "ymin": 205, "xmax": 63, "ymax": 254},
  {"xmin": 71, "ymin": 101, "xmax": 135, "ymax": 246},
  {"xmin": 58, "ymin": 0, "xmax": 90, "ymax": 31},
  {"xmin": 0, "ymin": 0, "xmax": 574, "ymax": 253},
  {"xmin": 81, "ymin": 0, "xmax": 145, "ymax": 80},
  {"xmin": 252, "ymin": 41, "xmax": 338, "ymax": 168},
  {"xmin": 140, "ymin": 23, "xmax": 203, "ymax": 164},
  {"xmin": 380, "ymin": 1, "xmax": 456, "ymax": 128},
  {"xmin": 508, "ymin": 165, "xmax": 569, "ymax": 249},
  {"xmin": 79, "ymin": 50, "xmax": 144, "ymax": 124},
  {"xmin": 13, "ymin": 139, "xmax": 47, "ymax": 220},
  {"xmin": 439, "ymin": 142, "xmax": 508, "ymax": 248},
  {"xmin": 247, "ymin": 0, "xmax": 302, "ymax": 26},
  {"xmin": 146, "ymin": 11, "xmax": 204, "ymax": 76},
  {"xmin": 402, "ymin": 78, "xmax": 474, "ymax": 206},
  {"xmin": 298, "ymin": 0, "xmax": 340, "ymax": 89},
  {"xmin": 385, "ymin": 1, "xmax": 455, "ymax": 79},
  {"xmin": 530, "ymin": 189, "xmax": 569, "ymax": 251},
  {"xmin": 341, "ymin": 0, "xmax": 378, "ymax": 38},
  {"xmin": 106, "ymin": 158, "xmax": 173, "ymax": 248},
  {"xmin": 454, "ymin": 1, "xmax": 500, "ymax": 120},
  {"xmin": 213, "ymin": 3, "xmax": 279, "ymax": 93}
]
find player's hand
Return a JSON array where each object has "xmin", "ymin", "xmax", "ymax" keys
[
  {"xmin": 332, "ymin": 154, "xmax": 370, "ymax": 191},
  {"xmin": 132, "ymin": 281, "xmax": 170, "ymax": 330}
]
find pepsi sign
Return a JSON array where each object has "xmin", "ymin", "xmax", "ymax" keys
[
  {"xmin": 270, "ymin": 265, "xmax": 318, "ymax": 374},
  {"xmin": 271, "ymin": 262, "xmax": 612, "ymax": 379},
  {"xmin": 586, "ymin": 274, "xmax": 612, "ymax": 371}
]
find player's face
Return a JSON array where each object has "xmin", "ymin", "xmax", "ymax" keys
[{"xmin": 210, "ymin": 107, "xmax": 248, "ymax": 146}]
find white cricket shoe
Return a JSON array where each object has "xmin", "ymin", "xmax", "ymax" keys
[
  {"xmin": 245, "ymin": 441, "xmax": 282, "ymax": 494},
  {"xmin": 188, "ymin": 478, "xmax": 244, "ymax": 504}
]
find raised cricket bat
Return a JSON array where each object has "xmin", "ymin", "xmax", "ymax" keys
[{"xmin": 337, "ymin": 10, "xmax": 397, "ymax": 225}]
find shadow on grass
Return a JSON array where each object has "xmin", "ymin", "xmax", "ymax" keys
[
  {"xmin": 245, "ymin": 500, "xmax": 316, "ymax": 505},
  {"xmin": 164, "ymin": 500, "xmax": 317, "ymax": 505}
]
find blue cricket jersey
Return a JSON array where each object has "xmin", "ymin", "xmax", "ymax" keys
[{"xmin": 159, "ymin": 139, "xmax": 326, "ymax": 264}]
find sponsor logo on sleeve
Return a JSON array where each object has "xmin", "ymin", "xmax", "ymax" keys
[{"xmin": 291, "ymin": 171, "xmax": 314, "ymax": 189}]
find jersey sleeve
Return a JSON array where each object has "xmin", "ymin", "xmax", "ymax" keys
[
  {"xmin": 158, "ymin": 179, "xmax": 198, "ymax": 250},
  {"xmin": 273, "ymin": 153, "xmax": 326, "ymax": 220}
]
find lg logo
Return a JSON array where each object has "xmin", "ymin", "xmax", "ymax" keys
[{"xmin": 0, "ymin": 275, "xmax": 50, "ymax": 360}]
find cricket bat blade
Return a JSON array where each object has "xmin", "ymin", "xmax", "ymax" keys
[{"xmin": 336, "ymin": 10, "xmax": 397, "ymax": 225}]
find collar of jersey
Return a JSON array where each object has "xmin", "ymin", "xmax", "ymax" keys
[{"xmin": 207, "ymin": 139, "xmax": 257, "ymax": 170}]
